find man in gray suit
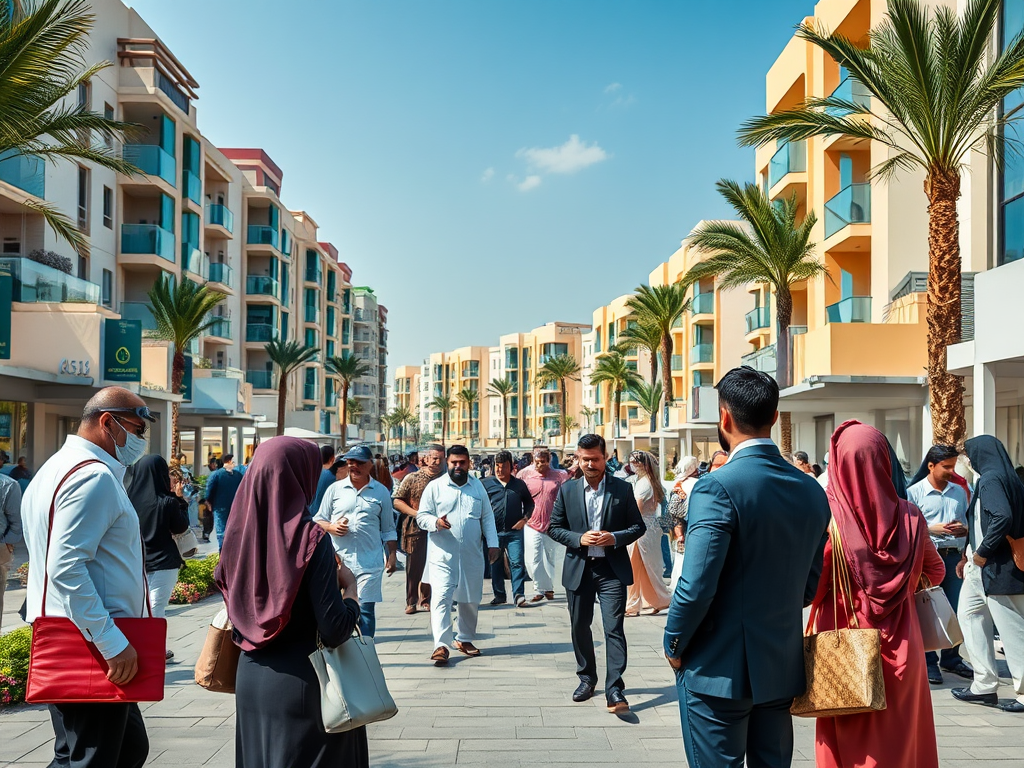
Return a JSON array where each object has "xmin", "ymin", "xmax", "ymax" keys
[{"xmin": 664, "ymin": 366, "xmax": 830, "ymax": 767}]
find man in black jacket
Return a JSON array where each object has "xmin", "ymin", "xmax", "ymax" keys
[
  {"xmin": 547, "ymin": 433, "xmax": 645, "ymax": 713},
  {"xmin": 482, "ymin": 450, "xmax": 535, "ymax": 608}
]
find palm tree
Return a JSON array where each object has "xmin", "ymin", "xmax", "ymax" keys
[
  {"xmin": 561, "ymin": 415, "xmax": 580, "ymax": 447},
  {"xmin": 589, "ymin": 351, "xmax": 643, "ymax": 439},
  {"xmin": 487, "ymin": 377, "xmax": 516, "ymax": 447},
  {"xmin": 618, "ymin": 317, "xmax": 667, "ymax": 433},
  {"xmin": 624, "ymin": 284, "xmax": 691, "ymax": 414},
  {"xmin": 1, "ymin": 0, "xmax": 141, "ymax": 252},
  {"xmin": 147, "ymin": 276, "xmax": 224, "ymax": 455},
  {"xmin": 536, "ymin": 354, "xmax": 582, "ymax": 450},
  {"xmin": 265, "ymin": 339, "xmax": 318, "ymax": 437},
  {"xmin": 687, "ymin": 180, "xmax": 827, "ymax": 455},
  {"xmin": 429, "ymin": 394, "xmax": 455, "ymax": 448},
  {"xmin": 580, "ymin": 405, "xmax": 596, "ymax": 432},
  {"xmin": 326, "ymin": 353, "xmax": 371, "ymax": 450},
  {"xmin": 345, "ymin": 398, "xmax": 363, "ymax": 426},
  {"xmin": 631, "ymin": 380, "xmax": 664, "ymax": 434},
  {"xmin": 456, "ymin": 388, "xmax": 479, "ymax": 444},
  {"xmin": 736, "ymin": 0, "xmax": 1024, "ymax": 445},
  {"xmin": 391, "ymin": 406, "xmax": 415, "ymax": 454},
  {"xmin": 380, "ymin": 411, "xmax": 397, "ymax": 456}
]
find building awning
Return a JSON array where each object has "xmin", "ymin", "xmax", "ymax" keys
[
  {"xmin": 0, "ymin": 365, "xmax": 181, "ymax": 404},
  {"xmin": 282, "ymin": 427, "xmax": 340, "ymax": 441},
  {"xmin": 778, "ymin": 375, "xmax": 928, "ymax": 415}
]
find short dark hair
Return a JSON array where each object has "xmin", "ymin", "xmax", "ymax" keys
[
  {"xmin": 715, "ymin": 366, "xmax": 779, "ymax": 432},
  {"xmin": 222, "ymin": 453, "xmax": 234, "ymax": 464},
  {"xmin": 577, "ymin": 433, "xmax": 606, "ymax": 454},
  {"xmin": 320, "ymin": 444, "xmax": 336, "ymax": 464},
  {"xmin": 447, "ymin": 444, "xmax": 470, "ymax": 459},
  {"xmin": 925, "ymin": 444, "xmax": 959, "ymax": 467},
  {"xmin": 494, "ymin": 450, "xmax": 513, "ymax": 468},
  {"xmin": 426, "ymin": 444, "xmax": 445, "ymax": 455},
  {"xmin": 793, "ymin": 451, "xmax": 809, "ymax": 464}
]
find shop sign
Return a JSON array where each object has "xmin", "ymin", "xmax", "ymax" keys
[{"xmin": 103, "ymin": 318, "xmax": 142, "ymax": 382}]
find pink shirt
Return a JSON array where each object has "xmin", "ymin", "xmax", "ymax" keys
[{"xmin": 518, "ymin": 466, "xmax": 571, "ymax": 532}]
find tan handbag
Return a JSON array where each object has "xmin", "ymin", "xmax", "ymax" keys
[
  {"xmin": 194, "ymin": 608, "xmax": 241, "ymax": 694},
  {"xmin": 791, "ymin": 520, "xmax": 887, "ymax": 718},
  {"xmin": 1007, "ymin": 534, "xmax": 1024, "ymax": 572},
  {"xmin": 915, "ymin": 576, "xmax": 963, "ymax": 652}
]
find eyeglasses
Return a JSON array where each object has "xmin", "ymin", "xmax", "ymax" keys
[{"xmin": 110, "ymin": 415, "xmax": 147, "ymax": 437}]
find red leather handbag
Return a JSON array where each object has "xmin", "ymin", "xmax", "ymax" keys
[{"xmin": 26, "ymin": 460, "xmax": 167, "ymax": 704}]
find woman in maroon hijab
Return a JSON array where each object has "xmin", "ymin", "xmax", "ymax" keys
[
  {"xmin": 812, "ymin": 421, "xmax": 945, "ymax": 768},
  {"xmin": 215, "ymin": 437, "xmax": 366, "ymax": 768}
]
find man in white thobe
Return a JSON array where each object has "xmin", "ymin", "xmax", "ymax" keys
[{"xmin": 417, "ymin": 444, "xmax": 499, "ymax": 665}]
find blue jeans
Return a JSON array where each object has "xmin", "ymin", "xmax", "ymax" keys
[
  {"xmin": 926, "ymin": 546, "xmax": 966, "ymax": 670},
  {"xmin": 660, "ymin": 533, "xmax": 672, "ymax": 576},
  {"xmin": 359, "ymin": 601, "xmax": 376, "ymax": 638},
  {"xmin": 491, "ymin": 530, "xmax": 527, "ymax": 602},
  {"xmin": 214, "ymin": 508, "xmax": 229, "ymax": 549}
]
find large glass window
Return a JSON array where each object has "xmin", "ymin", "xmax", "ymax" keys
[{"xmin": 1000, "ymin": 0, "xmax": 1024, "ymax": 263}]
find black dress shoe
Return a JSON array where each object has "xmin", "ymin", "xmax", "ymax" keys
[
  {"xmin": 572, "ymin": 681, "xmax": 595, "ymax": 702},
  {"xmin": 927, "ymin": 667, "xmax": 943, "ymax": 685},
  {"xmin": 952, "ymin": 687, "xmax": 998, "ymax": 706},
  {"xmin": 998, "ymin": 700, "xmax": 1024, "ymax": 713},
  {"xmin": 941, "ymin": 662, "xmax": 974, "ymax": 680},
  {"xmin": 489, "ymin": 597, "xmax": 507, "ymax": 606},
  {"xmin": 606, "ymin": 689, "xmax": 630, "ymax": 714}
]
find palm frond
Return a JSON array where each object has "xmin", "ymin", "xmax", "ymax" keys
[
  {"xmin": 147, "ymin": 276, "xmax": 224, "ymax": 349},
  {"xmin": 267, "ymin": 339, "xmax": 318, "ymax": 376}
]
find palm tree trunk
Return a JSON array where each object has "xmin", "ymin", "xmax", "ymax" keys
[
  {"xmin": 926, "ymin": 170, "xmax": 966, "ymax": 446},
  {"xmin": 170, "ymin": 349, "xmax": 185, "ymax": 456},
  {"xmin": 503, "ymin": 398, "xmax": 509, "ymax": 448},
  {"xmin": 614, "ymin": 388, "xmax": 622, "ymax": 439},
  {"xmin": 660, "ymin": 334, "xmax": 673, "ymax": 429},
  {"xmin": 775, "ymin": 287, "xmax": 794, "ymax": 457},
  {"xmin": 340, "ymin": 382, "xmax": 349, "ymax": 450},
  {"xmin": 779, "ymin": 412, "xmax": 793, "ymax": 459},
  {"xmin": 560, "ymin": 379, "xmax": 568, "ymax": 449},
  {"xmin": 276, "ymin": 377, "xmax": 287, "ymax": 437}
]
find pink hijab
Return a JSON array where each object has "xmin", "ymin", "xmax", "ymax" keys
[{"xmin": 215, "ymin": 436, "xmax": 325, "ymax": 651}]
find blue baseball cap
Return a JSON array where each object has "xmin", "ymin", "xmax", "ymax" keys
[{"xmin": 341, "ymin": 446, "xmax": 373, "ymax": 463}]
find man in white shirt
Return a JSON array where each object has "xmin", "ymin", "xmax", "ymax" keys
[
  {"xmin": 0, "ymin": 470, "xmax": 22, "ymax": 620},
  {"xmin": 22, "ymin": 387, "xmax": 155, "ymax": 768},
  {"xmin": 416, "ymin": 445, "xmax": 499, "ymax": 666}
]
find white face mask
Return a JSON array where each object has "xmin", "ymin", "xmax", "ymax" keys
[
  {"xmin": 109, "ymin": 419, "xmax": 147, "ymax": 467},
  {"xmin": 956, "ymin": 454, "xmax": 977, "ymax": 485}
]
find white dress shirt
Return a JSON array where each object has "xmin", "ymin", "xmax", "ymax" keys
[
  {"xmin": 907, "ymin": 477, "xmax": 969, "ymax": 550},
  {"xmin": 584, "ymin": 476, "xmax": 606, "ymax": 557},
  {"xmin": 22, "ymin": 436, "xmax": 145, "ymax": 659},
  {"xmin": 724, "ymin": 437, "xmax": 776, "ymax": 463}
]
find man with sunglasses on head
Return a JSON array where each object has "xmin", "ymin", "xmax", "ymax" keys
[{"xmin": 22, "ymin": 386, "xmax": 155, "ymax": 768}]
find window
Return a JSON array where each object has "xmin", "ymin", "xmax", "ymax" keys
[
  {"xmin": 77, "ymin": 256, "xmax": 87, "ymax": 280},
  {"xmin": 102, "ymin": 269, "xmax": 113, "ymax": 307},
  {"xmin": 77, "ymin": 81, "xmax": 91, "ymax": 109},
  {"xmin": 103, "ymin": 104, "xmax": 114, "ymax": 149},
  {"xmin": 77, "ymin": 166, "xmax": 90, "ymax": 230},
  {"xmin": 102, "ymin": 186, "xmax": 113, "ymax": 228},
  {"xmin": 999, "ymin": 0, "xmax": 1024, "ymax": 264}
]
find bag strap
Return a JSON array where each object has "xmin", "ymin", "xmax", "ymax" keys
[
  {"xmin": 40, "ymin": 459, "xmax": 153, "ymax": 619},
  {"xmin": 806, "ymin": 518, "xmax": 859, "ymax": 635}
]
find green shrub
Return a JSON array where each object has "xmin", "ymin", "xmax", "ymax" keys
[
  {"xmin": 0, "ymin": 627, "xmax": 32, "ymax": 707},
  {"xmin": 171, "ymin": 553, "xmax": 219, "ymax": 604}
]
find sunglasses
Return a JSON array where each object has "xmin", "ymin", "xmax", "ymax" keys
[{"xmin": 99, "ymin": 406, "xmax": 155, "ymax": 423}]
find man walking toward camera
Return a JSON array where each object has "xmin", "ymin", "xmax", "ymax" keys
[
  {"xmin": 664, "ymin": 367, "xmax": 829, "ymax": 768},
  {"xmin": 205, "ymin": 453, "xmax": 243, "ymax": 549},
  {"xmin": 23, "ymin": 386, "xmax": 156, "ymax": 768},
  {"xmin": 481, "ymin": 450, "xmax": 534, "ymax": 607},
  {"xmin": 519, "ymin": 447, "xmax": 570, "ymax": 603}
]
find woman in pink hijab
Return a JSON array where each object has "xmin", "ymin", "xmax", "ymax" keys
[{"xmin": 811, "ymin": 421, "xmax": 945, "ymax": 768}]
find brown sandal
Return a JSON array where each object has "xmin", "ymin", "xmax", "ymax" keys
[
  {"xmin": 431, "ymin": 647, "xmax": 449, "ymax": 666},
  {"xmin": 454, "ymin": 641, "xmax": 482, "ymax": 657}
]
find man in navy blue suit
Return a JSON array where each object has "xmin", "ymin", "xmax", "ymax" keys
[{"xmin": 664, "ymin": 366, "xmax": 830, "ymax": 768}]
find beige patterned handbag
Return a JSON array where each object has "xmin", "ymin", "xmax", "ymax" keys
[{"xmin": 791, "ymin": 520, "xmax": 887, "ymax": 718}]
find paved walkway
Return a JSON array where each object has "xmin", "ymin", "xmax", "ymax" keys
[{"xmin": 3, "ymin": 554, "xmax": 1024, "ymax": 767}]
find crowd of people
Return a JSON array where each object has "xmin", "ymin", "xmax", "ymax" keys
[{"xmin": 4, "ymin": 372, "xmax": 1024, "ymax": 768}]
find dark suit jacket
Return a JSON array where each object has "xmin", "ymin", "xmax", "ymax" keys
[
  {"xmin": 547, "ymin": 475, "xmax": 646, "ymax": 591},
  {"xmin": 663, "ymin": 443, "xmax": 830, "ymax": 705}
]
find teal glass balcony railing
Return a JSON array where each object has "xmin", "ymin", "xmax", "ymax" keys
[
  {"xmin": 246, "ymin": 275, "xmax": 280, "ymax": 298},
  {"xmin": 121, "ymin": 224, "xmax": 174, "ymax": 262},
  {"xmin": 827, "ymin": 76, "xmax": 871, "ymax": 115},
  {"xmin": 304, "ymin": 305, "xmax": 318, "ymax": 323},
  {"xmin": 119, "ymin": 301, "xmax": 157, "ymax": 331},
  {"xmin": 304, "ymin": 266, "xmax": 322, "ymax": 285},
  {"xmin": 122, "ymin": 144, "xmax": 176, "ymax": 186},
  {"xmin": 768, "ymin": 140, "xmax": 807, "ymax": 189},
  {"xmin": 182, "ymin": 170, "xmax": 201, "ymax": 203},
  {"xmin": 0, "ymin": 151, "xmax": 45, "ymax": 197},
  {"xmin": 690, "ymin": 344, "xmax": 714, "ymax": 364},
  {"xmin": 670, "ymin": 354, "xmax": 684, "ymax": 371},
  {"xmin": 206, "ymin": 318, "xmax": 231, "ymax": 339},
  {"xmin": 245, "ymin": 323, "xmax": 276, "ymax": 342},
  {"xmin": 741, "ymin": 344, "xmax": 777, "ymax": 376},
  {"xmin": 247, "ymin": 225, "xmax": 279, "ymax": 249},
  {"xmin": 325, "ymin": 392, "xmax": 338, "ymax": 407},
  {"xmin": 303, "ymin": 383, "xmax": 318, "ymax": 401},
  {"xmin": 246, "ymin": 370, "xmax": 274, "ymax": 389},
  {"xmin": 206, "ymin": 204, "xmax": 234, "ymax": 233},
  {"xmin": 826, "ymin": 296, "xmax": 872, "ymax": 323},
  {"xmin": 341, "ymin": 329, "xmax": 351, "ymax": 345},
  {"xmin": 181, "ymin": 245, "xmax": 203, "ymax": 275},
  {"xmin": 691, "ymin": 292, "xmax": 715, "ymax": 315},
  {"xmin": 0, "ymin": 257, "xmax": 99, "ymax": 303},
  {"xmin": 745, "ymin": 306, "xmax": 771, "ymax": 334},
  {"xmin": 824, "ymin": 183, "xmax": 871, "ymax": 238},
  {"xmin": 207, "ymin": 262, "xmax": 233, "ymax": 287}
]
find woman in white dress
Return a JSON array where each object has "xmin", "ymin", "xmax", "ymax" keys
[
  {"xmin": 667, "ymin": 456, "xmax": 700, "ymax": 592},
  {"xmin": 625, "ymin": 451, "xmax": 673, "ymax": 616}
]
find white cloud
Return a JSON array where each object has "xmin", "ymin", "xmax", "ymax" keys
[
  {"xmin": 515, "ymin": 135, "xmax": 608, "ymax": 175},
  {"xmin": 517, "ymin": 175, "xmax": 542, "ymax": 192},
  {"xmin": 480, "ymin": 167, "xmax": 494, "ymax": 183},
  {"xmin": 604, "ymin": 82, "xmax": 622, "ymax": 93}
]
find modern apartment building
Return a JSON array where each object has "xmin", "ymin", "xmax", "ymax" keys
[
  {"xmin": 420, "ymin": 346, "xmax": 491, "ymax": 446},
  {"xmin": 392, "ymin": 365, "xmax": 422, "ymax": 415},
  {"xmin": 348, "ymin": 287, "xmax": 388, "ymax": 444}
]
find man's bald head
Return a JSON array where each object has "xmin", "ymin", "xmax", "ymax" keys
[{"xmin": 82, "ymin": 387, "xmax": 146, "ymax": 425}]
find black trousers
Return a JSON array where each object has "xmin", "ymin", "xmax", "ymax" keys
[
  {"xmin": 567, "ymin": 558, "xmax": 627, "ymax": 696},
  {"xmin": 47, "ymin": 702, "xmax": 148, "ymax": 768}
]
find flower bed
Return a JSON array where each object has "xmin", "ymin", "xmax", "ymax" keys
[
  {"xmin": 170, "ymin": 553, "xmax": 220, "ymax": 605},
  {"xmin": 0, "ymin": 627, "xmax": 32, "ymax": 707}
]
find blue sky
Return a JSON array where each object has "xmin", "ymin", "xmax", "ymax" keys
[{"xmin": 129, "ymin": 0, "xmax": 814, "ymax": 371}]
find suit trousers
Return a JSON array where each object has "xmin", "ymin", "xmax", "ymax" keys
[
  {"xmin": 959, "ymin": 560, "xmax": 1024, "ymax": 704},
  {"xmin": 403, "ymin": 532, "xmax": 431, "ymax": 608},
  {"xmin": 47, "ymin": 702, "xmax": 148, "ymax": 768},
  {"xmin": 567, "ymin": 558, "xmax": 627, "ymax": 696},
  {"xmin": 676, "ymin": 676, "xmax": 793, "ymax": 768}
]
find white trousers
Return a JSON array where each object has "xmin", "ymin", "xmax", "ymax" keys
[
  {"xmin": 148, "ymin": 568, "xmax": 179, "ymax": 620},
  {"xmin": 958, "ymin": 560, "xmax": 1024, "ymax": 704},
  {"xmin": 430, "ymin": 579, "xmax": 479, "ymax": 651},
  {"xmin": 524, "ymin": 525, "xmax": 559, "ymax": 596}
]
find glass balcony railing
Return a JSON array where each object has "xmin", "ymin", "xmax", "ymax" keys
[
  {"xmin": 181, "ymin": 245, "xmax": 203, "ymax": 275},
  {"xmin": 768, "ymin": 140, "xmax": 807, "ymax": 189},
  {"xmin": 207, "ymin": 262, "xmax": 233, "ymax": 287},
  {"xmin": 206, "ymin": 204, "xmax": 234, "ymax": 233},
  {"xmin": 827, "ymin": 76, "xmax": 872, "ymax": 115},
  {"xmin": 304, "ymin": 267, "xmax": 322, "ymax": 285},
  {"xmin": 246, "ymin": 370, "xmax": 274, "ymax": 389},
  {"xmin": 325, "ymin": 392, "xmax": 338, "ymax": 408},
  {"xmin": 670, "ymin": 354, "xmax": 684, "ymax": 371},
  {"xmin": 826, "ymin": 296, "xmax": 872, "ymax": 323},
  {"xmin": 119, "ymin": 301, "xmax": 158, "ymax": 331},
  {"xmin": 304, "ymin": 305, "xmax": 318, "ymax": 323},
  {"xmin": 741, "ymin": 344, "xmax": 777, "ymax": 376},
  {"xmin": 824, "ymin": 183, "xmax": 871, "ymax": 238},
  {"xmin": 247, "ymin": 225, "xmax": 279, "ymax": 249},
  {"xmin": 182, "ymin": 170, "xmax": 201, "ymax": 203},
  {"xmin": 303, "ymin": 383, "xmax": 318, "ymax": 401},
  {"xmin": 245, "ymin": 323, "xmax": 276, "ymax": 343},
  {"xmin": 691, "ymin": 292, "xmax": 715, "ymax": 315},
  {"xmin": 0, "ymin": 257, "xmax": 99, "ymax": 303},
  {"xmin": 246, "ymin": 275, "xmax": 280, "ymax": 298},
  {"xmin": 0, "ymin": 151, "xmax": 45, "ymax": 197},
  {"xmin": 121, "ymin": 224, "xmax": 175, "ymax": 262},
  {"xmin": 206, "ymin": 318, "xmax": 231, "ymax": 339},
  {"xmin": 122, "ymin": 144, "xmax": 176, "ymax": 186},
  {"xmin": 690, "ymin": 344, "xmax": 714, "ymax": 364},
  {"xmin": 745, "ymin": 306, "xmax": 771, "ymax": 334}
]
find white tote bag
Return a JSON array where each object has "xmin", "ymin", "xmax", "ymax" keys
[
  {"xmin": 309, "ymin": 629, "xmax": 398, "ymax": 733},
  {"xmin": 914, "ymin": 584, "xmax": 963, "ymax": 652}
]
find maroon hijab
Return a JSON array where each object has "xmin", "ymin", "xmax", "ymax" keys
[
  {"xmin": 826, "ymin": 420, "xmax": 926, "ymax": 623},
  {"xmin": 215, "ymin": 436, "xmax": 325, "ymax": 651}
]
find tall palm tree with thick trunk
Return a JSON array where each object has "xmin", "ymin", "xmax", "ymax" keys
[
  {"xmin": 429, "ymin": 395, "xmax": 455, "ymax": 448},
  {"xmin": 147, "ymin": 276, "xmax": 224, "ymax": 455},
  {"xmin": 736, "ymin": 0, "xmax": 1024, "ymax": 445},
  {"xmin": 487, "ymin": 377, "xmax": 515, "ymax": 447},
  {"xmin": 536, "ymin": 354, "xmax": 582, "ymax": 449},
  {"xmin": 589, "ymin": 351, "xmax": 643, "ymax": 440},
  {"xmin": 617, "ymin": 318, "xmax": 664, "ymax": 433},
  {"xmin": 326, "ymin": 353, "xmax": 371, "ymax": 450},
  {"xmin": 265, "ymin": 339, "xmax": 318, "ymax": 437},
  {"xmin": 456, "ymin": 388, "xmax": 479, "ymax": 445},
  {"xmin": 687, "ymin": 180, "xmax": 827, "ymax": 455},
  {"xmin": 1, "ymin": 0, "xmax": 140, "ymax": 252},
  {"xmin": 624, "ymin": 285, "xmax": 690, "ymax": 419}
]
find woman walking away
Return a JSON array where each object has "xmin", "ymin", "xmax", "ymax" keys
[
  {"xmin": 126, "ymin": 454, "xmax": 189, "ymax": 660},
  {"xmin": 216, "ymin": 437, "xmax": 366, "ymax": 768},
  {"xmin": 812, "ymin": 421, "xmax": 944, "ymax": 768},
  {"xmin": 625, "ymin": 451, "xmax": 672, "ymax": 616},
  {"xmin": 668, "ymin": 456, "xmax": 699, "ymax": 593}
]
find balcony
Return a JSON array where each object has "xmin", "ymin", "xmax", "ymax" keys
[
  {"xmin": 206, "ymin": 204, "xmax": 234, "ymax": 233},
  {"xmin": 119, "ymin": 301, "xmax": 157, "ymax": 331},
  {"xmin": 824, "ymin": 183, "xmax": 871, "ymax": 239},
  {"xmin": 207, "ymin": 262, "xmax": 233, "ymax": 287},
  {"xmin": 245, "ymin": 323, "xmax": 275, "ymax": 343},
  {"xmin": 690, "ymin": 344, "xmax": 714, "ymax": 365},
  {"xmin": 745, "ymin": 306, "xmax": 771, "ymax": 334},
  {"xmin": 741, "ymin": 344, "xmax": 777, "ymax": 376},
  {"xmin": 121, "ymin": 224, "xmax": 174, "ymax": 262},
  {"xmin": 325, "ymin": 392, "xmax": 338, "ymax": 408},
  {"xmin": 691, "ymin": 292, "xmax": 715, "ymax": 316},
  {"xmin": 304, "ymin": 266, "xmax": 322, "ymax": 285},
  {"xmin": 0, "ymin": 151, "xmax": 45, "ymax": 197},
  {"xmin": 827, "ymin": 76, "xmax": 871, "ymax": 115},
  {"xmin": 768, "ymin": 140, "xmax": 807, "ymax": 189},
  {"xmin": 246, "ymin": 275, "xmax": 280, "ymax": 299},
  {"xmin": 0, "ymin": 257, "xmax": 99, "ymax": 303},
  {"xmin": 541, "ymin": 404, "xmax": 560, "ymax": 415},
  {"xmin": 181, "ymin": 245, "xmax": 203, "ymax": 276},
  {"xmin": 826, "ymin": 296, "xmax": 872, "ymax": 323},
  {"xmin": 245, "ymin": 370, "xmax": 275, "ymax": 390},
  {"xmin": 690, "ymin": 385, "xmax": 719, "ymax": 423},
  {"xmin": 670, "ymin": 354, "xmax": 684, "ymax": 371},
  {"xmin": 182, "ymin": 170, "xmax": 201, "ymax": 204},
  {"xmin": 304, "ymin": 305, "xmax": 318, "ymax": 323},
  {"xmin": 206, "ymin": 318, "xmax": 231, "ymax": 340},
  {"xmin": 122, "ymin": 144, "xmax": 175, "ymax": 186},
  {"xmin": 247, "ymin": 225, "xmax": 279, "ymax": 249}
]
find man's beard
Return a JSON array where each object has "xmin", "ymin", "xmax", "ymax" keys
[
  {"xmin": 449, "ymin": 468, "xmax": 468, "ymax": 485},
  {"xmin": 717, "ymin": 426, "xmax": 731, "ymax": 453}
]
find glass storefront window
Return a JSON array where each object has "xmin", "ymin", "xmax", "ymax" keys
[{"xmin": 0, "ymin": 402, "xmax": 29, "ymax": 460}]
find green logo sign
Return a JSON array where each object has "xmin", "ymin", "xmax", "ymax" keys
[
  {"xmin": 103, "ymin": 318, "xmax": 142, "ymax": 382},
  {"xmin": 0, "ymin": 273, "xmax": 10, "ymax": 361},
  {"xmin": 181, "ymin": 355, "xmax": 193, "ymax": 403}
]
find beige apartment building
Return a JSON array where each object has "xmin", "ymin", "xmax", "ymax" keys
[{"xmin": 420, "ymin": 346, "xmax": 491, "ymax": 446}]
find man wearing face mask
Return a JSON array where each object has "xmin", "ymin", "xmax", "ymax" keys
[
  {"xmin": 22, "ymin": 386, "xmax": 155, "ymax": 768},
  {"xmin": 205, "ymin": 453, "xmax": 244, "ymax": 549}
]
